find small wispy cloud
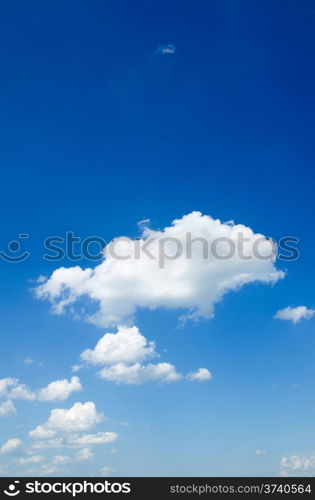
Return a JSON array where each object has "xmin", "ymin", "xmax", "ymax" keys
[
  {"xmin": 100, "ymin": 466, "xmax": 115, "ymax": 477},
  {"xmin": 155, "ymin": 44, "xmax": 176, "ymax": 55},
  {"xmin": 275, "ymin": 306, "xmax": 315, "ymax": 324},
  {"xmin": 24, "ymin": 357, "xmax": 35, "ymax": 365},
  {"xmin": 255, "ymin": 449, "xmax": 267, "ymax": 456},
  {"xmin": 71, "ymin": 364, "xmax": 84, "ymax": 373},
  {"xmin": 24, "ymin": 357, "xmax": 44, "ymax": 368}
]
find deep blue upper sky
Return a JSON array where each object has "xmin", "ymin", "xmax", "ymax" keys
[
  {"xmin": 0, "ymin": 0, "xmax": 315, "ymax": 477},
  {"xmin": 0, "ymin": 0, "xmax": 314, "ymax": 236}
]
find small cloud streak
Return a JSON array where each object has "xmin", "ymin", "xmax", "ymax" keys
[
  {"xmin": 275, "ymin": 306, "xmax": 315, "ymax": 324},
  {"xmin": 155, "ymin": 44, "xmax": 176, "ymax": 55},
  {"xmin": 255, "ymin": 449, "xmax": 267, "ymax": 456}
]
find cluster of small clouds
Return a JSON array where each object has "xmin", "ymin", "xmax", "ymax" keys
[
  {"xmin": 77, "ymin": 325, "xmax": 212, "ymax": 385},
  {"xmin": 0, "ymin": 401, "xmax": 119, "ymax": 476},
  {"xmin": 280, "ymin": 455, "xmax": 315, "ymax": 476},
  {"xmin": 4, "ymin": 211, "xmax": 312, "ymax": 476},
  {"xmin": 0, "ymin": 376, "xmax": 82, "ymax": 418},
  {"xmin": 28, "ymin": 402, "xmax": 118, "ymax": 474},
  {"xmin": 24, "ymin": 356, "xmax": 44, "ymax": 367}
]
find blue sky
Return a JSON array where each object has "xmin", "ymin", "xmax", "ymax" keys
[{"xmin": 0, "ymin": 0, "xmax": 315, "ymax": 477}]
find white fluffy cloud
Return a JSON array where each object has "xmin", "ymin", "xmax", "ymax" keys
[
  {"xmin": 29, "ymin": 402, "xmax": 103, "ymax": 438},
  {"xmin": 9, "ymin": 384, "xmax": 36, "ymax": 401},
  {"xmin": 29, "ymin": 411, "xmax": 118, "ymax": 459},
  {"xmin": 186, "ymin": 368, "xmax": 212, "ymax": 382},
  {"xmin": 35, "ymin": 212, "xmax": 283, "ymax": 328},
  {"xmin": 0, "ymin": 400, "xmax": 16, "ymax": 417},
  {"xmin": 0, "ymin": 378, "xmax": 36, "ymax": 401},
  {"xmin": 98, "ymin": 362, "xmax": 182, "ymax": 385},
  {"xmin": 0, "ymin": 377, "xmax": 82, "ymax": 404},
  {"xmin": 0, "ymin": 438, "xmax": 22, "ymax": 454},
  {"xmin": 29, "ymin": 427, "xmax": 56, "ymax": 440},
  {"xmin": 275, "ymin": 306, "xmax": 315, "ymax": 324},
  {"xmin": 38, "ymin": 377, "xmax": 82, "ymax": 402},
  {"xmin": 80, "ymin": 325, "xmax": 212, "ymax": 385},
  {"xmin": 81, "ymin": 326, "xmax": 156, "ymax": 365}
]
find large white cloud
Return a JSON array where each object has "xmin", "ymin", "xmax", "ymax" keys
[
  {"xmin": 38, "ymin": 377, "xmax": 82, "ymax": 402},
  {"xmin": 275, "ymin": 306, "xmax": 315, "ymax": 324},
  {"xmin": 98, "ymin": 362, "xmax": 182, "ymax": 385},
  {"xmin": 80, "ymin": 326, "xmax": 156, "ymax": 365},
  {"xmin": 35, "ymin": 212, "xmax": 283, "ymax": 328},
  {"xmin": 29, "ymin": 402, "xmax": 103, "ymax": 438}
]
